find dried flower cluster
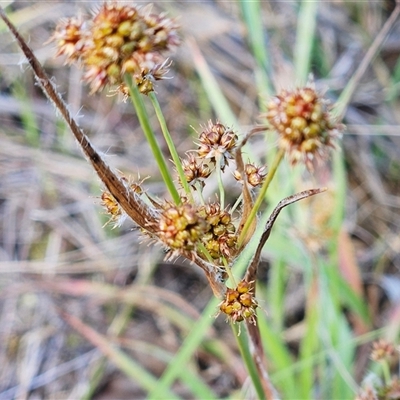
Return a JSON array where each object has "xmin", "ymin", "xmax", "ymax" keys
[
  {"xmin": 197, "ymin": 121, "xmax": 238, "ymax": 170},
  {"xmin": 51, "ymin": 2, "xmax": 179, "ymax": 94},
  {"xmin": 197, "ymin": 203, "xmax": 237, "ymax": 262},
  {"xmin": 264, "ymin": 83, "xmax": 342, "ymax": 169},
  {"xmin": 163, "ymin": 121, "xmax": 252, "ymax": 267},
  {"xmin": 233, "ymin": 163, "xmax": 267, "ymax": 188},
  {"xmin": 219, "ymin": 280, "xmax": 258, "ymax": 324},
  {"xmin": 158, "ymin": 202, "xmax": 209, "ymax": 251},
  {"xmin": 370, "ymin": 339, "xmax": 396, "ymax": 363}
]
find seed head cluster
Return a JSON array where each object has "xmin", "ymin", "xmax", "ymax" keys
[
  {"xmin": 356, "ymin": 339, "xmax": 400, "ymax": 400},
  {"xmin": 197, "ymin": 121, "xmax": 238, "ymax": 171},
  {"xmin": 234, "ymin": 163, "xmax": 267, "ymax": 188},
  {"xmin": 264, "ymin": 84, "xmax": 342, "ymax": 169},
  {"xmin": 181, "ymin": 154, "xmax": 212, "ymax": 189},
  {"xmin": 219, "ymin": 280, "xmax": 258, "ymax": 324},
  {"xmin": 51, "ymin": 2, "xmax": 179, "ymax": 94},
  {"xmin": 370, "ymin": 339, "xmax": 396, "ymax": 362},
  {"xmin": 198, "ymin": 203, "xmax": 237, "ymax": 263},
  {"xmin": 55, "ymin": 3, "xmax": 345, "ymax": 325},
  {"xmin": 158, "ymin": 203, "xmax": 209, "ymax": 251}
]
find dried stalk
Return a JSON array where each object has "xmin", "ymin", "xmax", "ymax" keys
[
  {"xmin": 245, "ymin": 188, "xmax": 327, "ymax": 287},
  {"xmin": 0, "ymin": 7, "xmax": 156, "ymax": 233}
]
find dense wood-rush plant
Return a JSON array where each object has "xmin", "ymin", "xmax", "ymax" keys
[{"xmin": 9, "ymin": 2, "xmax": 400, "ymax": 399}]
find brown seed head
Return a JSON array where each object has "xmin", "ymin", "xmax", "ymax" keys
[
  {"xmin": 158, "ymin": 203, "xmax": 209, "ymax": 251},
  {"xmin": 180, "ymin": 154, "xmax": 212, "ymax": 188},
  {"xmin": 101, "ymin": 190, "xmax": 126, "ymax": 228},
  {"xmin": 370, "ymin": 339, "xmax": 396, "ymax": 362},
  {"xmin": 51, "ymin": 2, "xmax": 179, "ymax": 94},
  {"xmin": 263, "ymin": 83, "xmax": 342, "ymax": 170},
  {"xmin": 197, "ymin": 203, "xmax": 237, "ymax": 263},
  {"xmin": 234, "ymin": 163, "xmax": 267, "ymax": 188},
  {"xmin": 197, "ymin": 121, "xmax": 238, "ymax": 171},
  {"xmin": 219, "ymin": 280, "xmax": 258, "ymax": 324},
  {"xmin": 354, "ymin": 386, "xmax": 378, "ymax": 400}
]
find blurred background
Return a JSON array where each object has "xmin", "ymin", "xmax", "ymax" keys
[{"xmin": 0, "ymin": 1, "xmax": 400, "ymax": 399}]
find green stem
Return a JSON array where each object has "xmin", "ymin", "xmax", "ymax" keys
[
  {"xmin": 125, "ymin": 75, "xmax": 180, "ymax": 205},
  {"xmin": 197, "ymin": 242, "xmax": 214, "ymax": 264},
  {"xmin": 216, "ymin": 155, "xmax": 225, "ymax": 210},
  {"xmin": 195, "ymin": 181, "xmax": 206, "ymax": 205},
  {"xmin": 381, "ymin": 360, "xmax": 391, "ymax": 386},
  {"xmin": 238, "ymin": 148, "xmax": 285, "ymax": 247},
  {"xmin": 231, "ymin": 193, "xmax": 243, "ymax": 214},
  {"xmin": 231, "ymin": 323, "xmax": 265, "ymax": 400},
  {"xmin": 223, "ymin": 257, "xmax": 237, "ymax": 288},
  {"xmin": 148, "ymin": 92, "xmax": 193, "ymax": 202}
]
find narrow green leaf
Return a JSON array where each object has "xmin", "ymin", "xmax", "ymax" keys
[
  {"xmin": 148, "ymin": 297, "xmax": 220, "ymax": 399},
  {"xmin": 294, "ymin": 1, "xmax": 318, "ymax": 84},
  {"xmin": 239, "ymin": 0, "xmax": 272, "ymax": 96},
  {"xmin": 257, "ymin": 312, "xmax": 297, "ymax": 398}
]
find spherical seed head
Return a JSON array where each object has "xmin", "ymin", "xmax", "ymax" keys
[
  {"xmin": 50, "ymin": 16, "xmax": 88, "ymax": 63},
  {"xmin": 158, "ymin": 203, "xmax": 209, "ymax": 251},
  {"xmin": 385, "ymin": 378, "xmax": 400, "ymax": 399},
  {"xmin": 219, "ymin": 280, "xmax": 258, "ymax": 324},
  {"xmin": 52, "ymin": 2, "xmax": 179, "ymax": 94},
  {"xmin": 370, "ymin": 339, "xmax": 396, "ymax": 362},
  {"xmin": 264, "ymin": 83, "xmax": 343, "ymax": 170},
  {"xmin": 197, "ymin": 203, "xmax": 238, "ymax": 263},
  {"xmin": 197, "ymin": 121, "xmax": 238, "ymax": 171},
  {"xmin": 180, "ymin": 154, "xmax": 212, "ymax": 188},
  {"xmin": 354, "ymin": 386, "xmax": 378, "ymax": 400},
  {"xmin": 234, "ymin": 163, "xmax": 267, "ymax": 188}
]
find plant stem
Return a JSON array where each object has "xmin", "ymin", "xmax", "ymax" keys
[
  {"xmin": 216, "ymin": 155, "xmax": 225, "ymax": 210},
  {"xmin": 148, "ymin": 92, "xmax": 193, "ymax": 202},
  {"xmin": 125, "ymin": 75, "xmax": 181, "ymax": 205},
  {"xmin": 231, "ymin": 322, "xmax": 269, "ymax": 400},
  {"xmin": 381, "ymin": 360, "xmax": 391, "ymax": 386},
  {"xmin": 238, "ymin": 148, "xmax": 285, "ymax": 247}
]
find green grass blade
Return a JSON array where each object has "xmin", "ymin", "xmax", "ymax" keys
[
  {"xmin": 148, "ymin": 297, "xmax": 220, "ymax": 399},
  {"xmin": 294, "ymin": 0, "xmax": 318, "ymax": 84},
  {"xmin": 267, "ymin": 258, "xmax": 286, "ymax": 331},
  {"xmin": 188, "ymin": 38, "xmax": 238, "ymax": 127},
  {"xmin": 239, "ymin": 0, "xmax": 272, "ymax": 96},
  {"xmin": 231, "ymin": 323, "xmax": 265, "ymax": 400},
  {"xmin": 62, "ymin": 310, "xmax": 180, "ymax": 400},
  {"xmin": 298, "ymin": 281, "xmax": 319, "ymax": 399},
  {"xmin": 257, "ymin": 312, "xmax": 297, "ymax": 398}
]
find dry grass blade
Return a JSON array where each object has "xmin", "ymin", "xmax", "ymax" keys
[
  {"xmin": 245, "ymin": 188, "xmax": 327, "ymax": 285},
  {"xmin": 0, "ymin": 7, "xmax": 156, "ymax": 234}
]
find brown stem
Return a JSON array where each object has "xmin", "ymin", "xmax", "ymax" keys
[
  {"xmin": 0, "ymin": 7, "xmax": 157, "ymax": 233},
  {"xmin": 245, "ymin": 188, "xmax": 327, "ymax": 288}
]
